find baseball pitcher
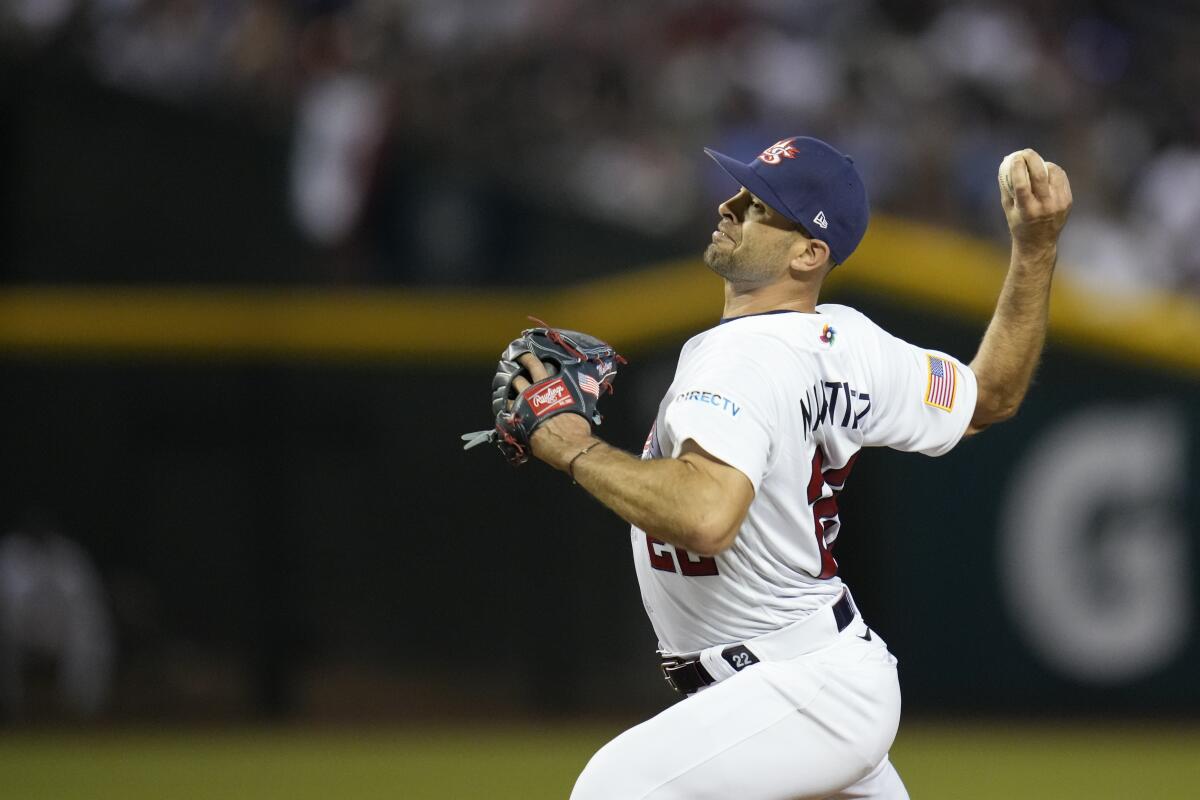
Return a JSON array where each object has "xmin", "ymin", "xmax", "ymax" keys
[{"xmin": 466, "ymin": 136, "xmax": 1072, "ymax": 798}]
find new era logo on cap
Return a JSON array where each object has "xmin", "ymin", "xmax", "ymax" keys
[{"xmin": 704, "ymin": 135, "xmax": 870, "ymax": 265}]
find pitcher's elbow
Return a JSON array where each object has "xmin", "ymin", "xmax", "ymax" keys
[
  {"xmin": 967, "ymin": 398, "xmax": 1017, "ymax": 435},
  {"xmin": 687, "ymin": 517, "xmax": 739, "ymax": 557}
]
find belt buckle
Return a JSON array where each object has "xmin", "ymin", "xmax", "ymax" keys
[{"xmin": 659, "ymin": 658, "xmax": 683, "ymax": 693}]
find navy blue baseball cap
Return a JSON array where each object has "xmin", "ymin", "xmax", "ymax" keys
[{"xmin": 704, "ymin": 136, "xmax": 870, "ymax": 265}]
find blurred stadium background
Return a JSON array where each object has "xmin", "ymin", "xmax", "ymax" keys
[{"xmin": 1, "ymin": 1, "xmax": 1198, "ymax": 797}]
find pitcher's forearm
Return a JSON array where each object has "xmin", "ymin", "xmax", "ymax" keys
[
  {"xmin": 969, "ymin": 244, "xmax": 1057, "ymax": 426},
  {"xmin": 567, "ymin": 443, "xmax": 738, "ymax": 556}
]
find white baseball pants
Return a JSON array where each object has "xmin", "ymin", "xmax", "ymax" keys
[{"xmin": 571, "ymin": 621, "xmax": 908, "ymax": 800}]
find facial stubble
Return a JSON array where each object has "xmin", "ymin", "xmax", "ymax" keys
[{"xmin": 703, "ymin": 240, "xmax": 780, "ymax": 286}]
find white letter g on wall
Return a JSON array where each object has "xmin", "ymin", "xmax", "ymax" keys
[{"xmin": 1000, "ymin": 403, "xmax": 1191, "ymax": 684}]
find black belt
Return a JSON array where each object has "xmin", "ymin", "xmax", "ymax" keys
[{"xmin": 659, "ymin": 592, "xmax": 856, "ymax": 696}]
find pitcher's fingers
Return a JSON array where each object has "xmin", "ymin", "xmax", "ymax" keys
[
  {"xmin": 518, "ymin": 352, "xmax": 551, "ymax": 382},
  {"xmin": 1009, "ymin": 153, "xmax": 1033, "ymax": 203},
  {"xmin": 1023, "ymin": 150, "xmax": 1051, "ymax": 200},
  {"xmin": 509, "ymin": 375, "xmax": 531, "ymax": 410},
  {"xmin": 1046, "ymin": 162, "xmax": 1073, "ymax": 205}
]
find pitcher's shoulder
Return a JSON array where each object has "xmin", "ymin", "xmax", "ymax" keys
[
  {"xmin": 814, "ymin": 304, "xmax": 891, "ymax": 339},
  {"xmin": 815, "ymin": 303, "xmax": 871, "ymax": 324},
  {"xmin": 684, "ymin": 320, "xmax": 820, "ymax": 378}
]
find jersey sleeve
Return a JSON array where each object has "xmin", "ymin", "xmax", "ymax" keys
[
  {"xmin": 661, "ymin": 342, "xmax": 780, "ymax": 492},
  {"xmin": 858, "ymin": 318, "xmax": 978, "ymax": 456}
]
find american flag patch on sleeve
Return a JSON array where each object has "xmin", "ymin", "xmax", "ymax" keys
[
  {"xmin": 579, "ymin": 373, "xmax": 601, "ymax": 398},
  {"xmin": 924, "ymin": 354, "xmax": 957, "ymax": 411}
]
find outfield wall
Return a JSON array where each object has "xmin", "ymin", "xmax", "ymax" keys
[{"xmin": 1, "ymin": 265, "xmax": 1195, "ymax": 719}]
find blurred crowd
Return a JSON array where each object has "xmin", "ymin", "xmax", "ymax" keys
[{"xmin": 4, "ymin": 0, "xmax": 1200, "ymax": 295}]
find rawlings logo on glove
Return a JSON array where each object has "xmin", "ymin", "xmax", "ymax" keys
[
  {"xmin": 461, "ymin": 319, "xmax": 625, "ymax": 466},
  {"xmin": 527, "ymin": 378, "xmax": 575, "ymax": 417}
]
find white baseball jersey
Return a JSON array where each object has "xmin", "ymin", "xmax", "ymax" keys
[{"xmin": 632, "ymin": 304, "xmax": 977, "ymax": 654}]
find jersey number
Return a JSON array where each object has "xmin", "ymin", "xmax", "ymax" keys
[
  {"xmin": 807, "ymin": 450, "xmax": 858, "ymax": 579},
  {"xmin": 646, "ymin": 537, "xmax": 719, "ymax": 576}
]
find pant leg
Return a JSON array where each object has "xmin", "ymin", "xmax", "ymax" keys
[
  {"xmin": 571, "ymin": 627, "xmax": 902, "ymax": 800},
  {"xmin": 828, "ymin": 755, "xmax": 909, "ymax": 800}
]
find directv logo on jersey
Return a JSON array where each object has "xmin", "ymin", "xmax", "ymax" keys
[{"xmin": 676, "ymin": 390, "xmax": 741, "ymax": 417}]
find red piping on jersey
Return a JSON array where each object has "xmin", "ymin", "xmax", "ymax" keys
[{"xmin": 808, "ymin": 450, "xmax": 859, "ymax": 579}]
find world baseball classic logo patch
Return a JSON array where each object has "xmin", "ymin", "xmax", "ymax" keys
[
  {"xmin": 527, "ymin": 377, "xmax": 575, "ymax": 417},
  {"xmin": 924, "ymin": 354, "xmax": 957, "ymax": 411},
  {"xmin": 758, "ymin": 138, "xmax": 799, "ymax": 165}
]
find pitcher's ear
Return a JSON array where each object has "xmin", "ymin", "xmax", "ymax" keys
[{"xmin": 790, "ymin": 237, "xmax": 831, "ymax": 275}]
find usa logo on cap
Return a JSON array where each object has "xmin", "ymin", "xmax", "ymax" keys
[{"xmin": 758, "ymin": 138, "xmax": 800, "ymax": 165}]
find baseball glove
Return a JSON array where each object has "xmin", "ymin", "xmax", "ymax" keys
[{"xmin": 462, "ymin": 322, "xmax": 625, "ymax": 465}]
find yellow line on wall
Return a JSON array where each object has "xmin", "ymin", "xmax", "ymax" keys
[
  {"xmin": 835, "ymin": 216, "xmax": 1200, "ymax": 374},
  {"xmin": 0, "ymin": 214, "xmax": 1196, "ymax": 373}
]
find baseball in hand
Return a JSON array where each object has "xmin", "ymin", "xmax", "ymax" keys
[{"xmin": 999, "ymin": 152, "xmax": 1051, "ymax": 198}]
